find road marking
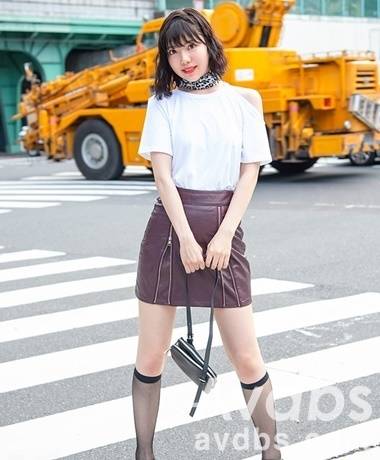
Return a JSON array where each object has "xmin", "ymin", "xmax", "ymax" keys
[
  {"xmin": 0, "ymin": 272, "xmax": 137, "ymax": 310},
  {"xmin": 53, "ymin": 172, "xmax": 84, "ymax": 177},
  {"xmin": 0, "ymin": 195, "xmax": 106, "ymax": 202},
  {"xmin": 0, "ymin": 290, "xmax": 378, "ymax": 350},
  {"xmin": 0, "ymin": 181, "xmax": 155, "ymax": 187},
  {"xmin": 0, "ymin": 250, "xmax": 65, "ymax": 264},
  {"xmin": 251, "ymin": 278, "xmax": 312, "ymax": 294},
  {"xmin": 345, "ymin": 204, "xmax": 380, "ymax": 209},
  {"xmin": 314, "ymin": 202, "xmax": 336, "ymax": 207},
  {"xmin": 0, "ymin": 201, "xmax": 60, "ymax": 208},
  {"xmin": 0, "ymin": 257, "xmax": 135, "ymax": 283},
  {"xmin": 0, "ymin": 189, "xmax": 153, "ymax": 195}
]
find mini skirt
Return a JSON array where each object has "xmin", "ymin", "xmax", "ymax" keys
[{"xmin": 135, "ymin": 186, "xmax": 252, "ymax": 308}]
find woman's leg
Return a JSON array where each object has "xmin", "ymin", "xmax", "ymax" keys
[
  {"xmin": 214, "ymin": 304, "xmax": 282, "ymax": 460},
  {"xmin": 132, "ymin": 300, "xmax": 177, "ymax": 460}
]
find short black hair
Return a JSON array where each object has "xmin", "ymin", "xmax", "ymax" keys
[{"xmin": 154, "ymin": 8, "xmax": 227, "ymax": 100}]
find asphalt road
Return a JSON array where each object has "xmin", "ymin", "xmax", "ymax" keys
[{"xmin": 0, "ymin": 155, "xmax": 379, "ymax": 459}]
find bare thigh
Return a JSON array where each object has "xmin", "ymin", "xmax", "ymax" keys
[
  {"xmin": 214, "ymin": 304, "xmax": 266, "ymax": 384},
  {"xmin": 135, "ymin": 300, "xmax": 177, "ymax": 376}
]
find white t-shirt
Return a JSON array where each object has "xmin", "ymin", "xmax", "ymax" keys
[{"xmin": 137, "ymin": 81, "xmax": 272, "ymax": 191}]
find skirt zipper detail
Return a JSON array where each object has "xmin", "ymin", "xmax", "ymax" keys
[
  {"xmin": 153, "ymin": 224, "xmax": 173, "ymax": 304},
  {"xmin": 228, "ymin": 265, "xmax": 241, "ymax": 307},
  {"xmin": 217, "ymin": 206, "xmax": 226, "ymax": 307},
  {"xmin": 168, "ymin": 225, "xmax": 173, "ymax": 304}
]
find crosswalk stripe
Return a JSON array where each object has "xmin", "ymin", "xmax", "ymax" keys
[
  {"xmin": 0, "ymin": 276, "xmax": 309, "ymax": 311},
  {"xmin": 0, "ymin": 256, "xmax": 135, "ymax": 283},
  {"xmin": 0, "ymin": 201, "xmax": 60, "ymax": 208},
  {"xmin": 1, "ymin": 291, "xmax": 378, "ymax": 345},
  {"xmin": 0, "ymin": 181, "xmax": 155, "ymax": 188},
  {"xmin": 0, "ymin": 338, "xmax": 378, "ymax": 458},
  {"xmin": 0, "ymin": 272, "xmax": 137, "ymax": 310},
  {"xmin": 53, "ymin": 172, "xmax": 84, "ymax": 177},
  {"xmin": 246, "ymin": 418, "xmax": 380, "ymax": 460},
  {"xmin": 0, "ymin": 277, "xmax": 313, "ymax": 342},
  {"xmin": 21, "ymin": 176, "xmax": 154, "ymax": 182},
  {"xmin": 53, "ymin": 167, "xmax": 151, "ymax": 176},
  {"xmin": 0, "ymin": 189, "xmax": 153, "ymax": 195},
  {"xmin": 252, "ymin": 278, "xmax": 312, "ymax": 294},
  {"xmin": 0, "ymin": 195, "xmax": 107, "ymax": 202},
  {"xmin": 0, "ymin": 209, "xmax": 11, "ymax": 214},
  {"xmin": 0, "ymin": 250, "xmax": 65, "ymax": 264},
  {"xmin": 1, "ymin": 295, "xmax": 379, "ymax": 391},
  {"xmin": 0, "ymin": 299, "xmax": 136, "ymax": 343}
]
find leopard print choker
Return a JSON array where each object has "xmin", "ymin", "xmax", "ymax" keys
[{"xmin": 177, "ymin": 70, "xmax": 220, "ymax": 91}]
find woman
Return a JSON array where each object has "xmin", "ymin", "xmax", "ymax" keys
[{"xmin": 132, "ymin": 7, "xmax": 282, "ymax": 460}]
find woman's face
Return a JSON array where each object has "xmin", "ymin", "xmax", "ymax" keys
[{"xmin": 167, "ymin": 37, "xmax": 209, "ymax": 81}]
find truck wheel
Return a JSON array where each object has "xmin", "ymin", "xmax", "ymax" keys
[
  {"xmin": 270, "ymin": 158, "xmax": 318, "ymax": 175},
  {"xmin": 348, "ymin": 151, "xmax": 376, "ymax": 166},
  {"xmin": 74, "ymin": 119, "xmax": 125, "ymax": 180}
]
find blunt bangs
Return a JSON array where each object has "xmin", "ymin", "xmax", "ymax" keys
[{"xmin": 165, "ymin": 20, "xmax": 205, "ymax": 51}]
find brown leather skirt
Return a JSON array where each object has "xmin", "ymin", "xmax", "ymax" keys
[{"xmin": 135, "ymin": 186, "xmax": 252, "ymax": 308}]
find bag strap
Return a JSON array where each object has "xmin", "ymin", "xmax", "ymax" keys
[
  {"xmin": 185, "ymin": 268, "xmax": 219, "ymax": 417},
  {"xmin": 184, "ymin": 273, "xmax": 194, "ymax": 346}
]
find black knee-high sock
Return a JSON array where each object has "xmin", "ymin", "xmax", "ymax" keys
[
  {"xmin": 240, "ymin": 371, "xmax": 282, "ymax": 460},
  {"xmin": 132, "ymin": 367, "xmax": 162, "ymax": 460}
]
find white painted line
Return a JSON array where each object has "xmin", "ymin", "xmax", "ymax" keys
[
  {"xmin": 0, "ymin": 257, "xmax": 135, "ymax": 283},
  {"xmin": 0, "ymin": 201, "xmax": 60, "ymax": 208},
  {"xmin": 23, "ymin": 175, "xmax": 152, "ymax": 181},
  {"xmin": 1, "ymin": 295, "xmax": 379, "ymax": 392},
  {"xmin": 0, "ymin": 272, "xmax": 137, "ymax": 310},
  {"xmin": 0, "ymin": 245, "xmax": 4, "ymax": 249},
  {"xmin": 0, "ymin": 189, "xmax": 152, "ymax": 195},
  {"xmin": 0, "ymin": 209, "xmax": 11, "ymax": 214},
  {"xmin": 0, "ymin": 275, "xmax": 309, "ymax": 311},
  {"xmin": 0, "ymin": 299, "xmax": 137, "ymax": 343},
  {"xmin": 250, "ymin": 277, "xmax": 313, "ymax": 294},
  {"xmin": 22, "ymin": 176, "xmax": 90, "ymax": 181},
  {"xmin": 53, "ymin": 172, "xmax": 83, "ymax": 177},
  {"xmin": 345, "ymin": 204, "xmax": 380, "ymax": 209},
  {"xmin": 0, "ymin": 250, "xmax": 65, "ymax": 264},
  {"xmin": 52, "ymin": 169, "xmax": 149, "ymax": 178},
  {"xmin": 0, "ymin": 195, "xmax": 106, "ymax": 202},
  {"xmin": 314, "ymin": 202, "xmax": 336, "ymax": 207},
  {"xmin": 245, "ymin": 419, "xmax": 380, "ymax": 460},
  {"xmin": 0, "ymin": 276, "xmax": 311, "ymax": 342},
  {"xmin": 0, "ymin": 290, "xmax": 378, "ymax": 352},
  {"xmin": 0, "ymin": 183, "xmax": 156, "ymax": 190},
  {"xmin": 0, "ymin": 181, "xmax": 155, "ymax": 187},
  {"xmin": 0, "ymin": 340, "xmax": 379, "ymax": 458}
]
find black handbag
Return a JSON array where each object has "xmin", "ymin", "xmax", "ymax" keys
[{"xmin": 170, "ymin": 268, "xmax": 219, "ymax": 417}]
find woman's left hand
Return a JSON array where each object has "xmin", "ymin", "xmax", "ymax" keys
[{"xmin": 205, "ymin": 230, "xmax": 233, "ymax": 270}]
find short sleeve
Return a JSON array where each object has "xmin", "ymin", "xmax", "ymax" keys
[
  {"xmin": 240, "ymin": 97, "xmax": 272, "ymax": 166},
  {"xmin": 137, "ymin": 96, "xmax": 173, "ymax": 161}
]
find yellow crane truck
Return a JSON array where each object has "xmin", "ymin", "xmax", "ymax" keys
[{"xmin": 13, "ymin": 0, "xmax": 380, "ymax": 180}]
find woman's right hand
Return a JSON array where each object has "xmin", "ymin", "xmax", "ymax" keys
[{"xmin": 179, "ymin": 235, "xmax": 206, "ymax": 274}]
